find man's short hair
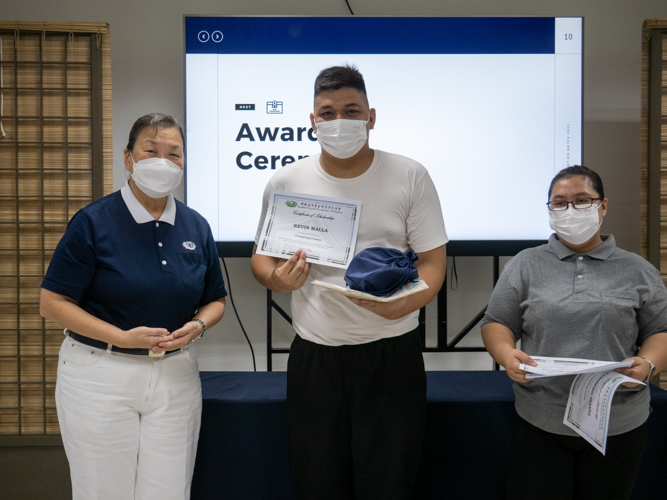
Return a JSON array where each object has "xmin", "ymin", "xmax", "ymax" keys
[{"xmin": 314, "ymin": 65, "xmax": 367, "ymax": 98}]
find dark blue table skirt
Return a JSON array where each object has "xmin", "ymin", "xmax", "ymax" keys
[{"xmin": 191, "ymin": 371, "xmax": 667, "ymax": 500}]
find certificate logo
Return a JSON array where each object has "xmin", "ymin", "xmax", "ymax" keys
[
  {"xmin": 267, "ymin": 101, "xmax": 283, "ymax": 114},
  {"xmin": 285, "ymin": 200, "xmax": 298, "ymax": 207}
]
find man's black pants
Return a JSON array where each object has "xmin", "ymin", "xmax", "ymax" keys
[{"xmin": 286, "ymin": 328, "xmax": 426, "ymax": 500}]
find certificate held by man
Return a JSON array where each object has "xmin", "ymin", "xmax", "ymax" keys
[{"xmin": 256, "ymin": 190, "xmax": 362, "ymax": 269}]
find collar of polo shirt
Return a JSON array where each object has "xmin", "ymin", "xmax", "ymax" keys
[
  {"xmin": 120, "ymin": 181, "xmax": 176, "ymax": 225},
  {"xmin": 545, "ymin": 233, "xmax": 616, "ymax": 261}
]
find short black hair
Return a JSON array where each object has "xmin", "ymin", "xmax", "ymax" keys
[
  {"xmin": 548, "ymin": 165, "xmax": 605, "ymax": 200},
  {"xmin": 126, "ymin": 113, "xmax": 185, "ymax": 152},
  {"xmin": 314, "ymin": 64, "xmax": 367, "ymax": 98}
]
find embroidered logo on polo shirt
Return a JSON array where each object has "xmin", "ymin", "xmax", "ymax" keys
[{"xmin": 182, "ymin": 241, "xmax": 196, "ymax": 250}]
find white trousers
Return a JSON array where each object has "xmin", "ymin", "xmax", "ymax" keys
[{"xmin": 55, "ymin": 338, "xmax": 202, "ymax": 500}]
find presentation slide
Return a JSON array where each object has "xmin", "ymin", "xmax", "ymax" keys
[{"xmin": 185, "ymin": 17, "xmax": 582, "ymax": 247}]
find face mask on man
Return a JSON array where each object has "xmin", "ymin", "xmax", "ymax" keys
[
  {"xmin": 129, "ymin": 155, "xmax": 183, "ymax": 199},
  {"xmin": 315, "ymin": 118, "xmax": 369, "ymax": 159},
  {"xmin": 549, "ymin": 204, "xmax": 602, "ymax": 245}
]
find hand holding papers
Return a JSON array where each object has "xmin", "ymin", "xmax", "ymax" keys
[
  {"xmin": 519, "ymin": 356, "xmax": 643, "ymax": 455},
  {"xmin": 563, "ymin": 371, "xmax": 643, "ymax": 455},
  {"xmin": 312, "ymin": 278, "xmax": 429, "ymax": 302},
  {"xmin": 256, "ymin": 190, "xmax": 361, "ymax": 269}
]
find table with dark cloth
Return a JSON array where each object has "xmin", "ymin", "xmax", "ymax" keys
[{"xmin": 191, "ymin": 371, "xmax": 667, "ymax": 499}]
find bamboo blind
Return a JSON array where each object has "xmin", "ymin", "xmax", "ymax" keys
[
  {"xmin": 662, "ymin": 30, "xmax": 667, "ymax": 391},
  {"xmin": 0, "ymin": 23, "xmax": 112, "ymax": 436},
  {"xmin": 641, "ymin": 21, "xmax": 667, "ymax": 390}
]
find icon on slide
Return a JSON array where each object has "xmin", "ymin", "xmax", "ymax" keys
[
  {"xmin": 266, "ymin": 101, "xmax": 283, "ymax": 114},
  {"xmin": 198, "ymin": 31, "xmax": 210, "ymax": 43},
  {"xmin": 212, "ymin": 31, "xmax": 223, "ymax": 43}
]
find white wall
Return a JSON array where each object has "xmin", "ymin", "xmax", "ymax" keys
[{"xmin": 4, "ymin": 0, "xmax": 667, "ymax": 371}]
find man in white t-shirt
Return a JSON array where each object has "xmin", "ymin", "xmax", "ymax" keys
[{"xmin": 251, "ymin": 65, "xmax": 448, "ymax": 500}]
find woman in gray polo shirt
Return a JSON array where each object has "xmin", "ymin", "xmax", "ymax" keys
[{"xmin": 482, "ymin": 165, "xmax": 667, "ymax": 500}]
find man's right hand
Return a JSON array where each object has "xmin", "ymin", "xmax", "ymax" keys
[{"xmin": 270, "ymin": 249, "xmax": 312, "ymax": 292}]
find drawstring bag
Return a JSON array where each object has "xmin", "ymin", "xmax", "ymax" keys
[{"xmin": 344, "ymin": 247, "xmax": 419, "ymax": 297}]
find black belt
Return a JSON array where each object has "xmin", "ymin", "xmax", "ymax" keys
[{"xmin": 66, "ymin": 330, "xmax": 181, "ymax": 357}]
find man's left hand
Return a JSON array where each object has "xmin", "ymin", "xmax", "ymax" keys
[
  {"xmin": 346, "ymin": 296, "xmax": 408, "ymax": 320},
  {"xmin": 345, "ymin": 245, "xmax": 447, "ymax": 321}
]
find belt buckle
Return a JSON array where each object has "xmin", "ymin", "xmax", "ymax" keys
[{"xmin": 149, "ymin": 350, "xmax": 165, "ymax": 358}]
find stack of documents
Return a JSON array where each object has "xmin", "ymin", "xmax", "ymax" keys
[
  {"xmin": 519, "ymin": 356, "xmax": 633, "ymax": 379},
  {"xmin": 519, "ymin": 356, "xmax": 643, "ymax": 455}
]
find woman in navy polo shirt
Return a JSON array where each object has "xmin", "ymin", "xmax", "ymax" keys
[{"xmin": 40, "ymin": 113, "xmax": 227, "ymax": 500}]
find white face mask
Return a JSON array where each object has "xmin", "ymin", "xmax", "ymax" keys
[
  {"xmin": 315, "ymin": 118, "xmax": 369, "ymax": 159},
  {"xmin": 129, "ymin": 155, "xmax": 183, "ymax": 199},
  {"xmin": 549, "ymin": 204, "xmax": 602, "ymax": 245}
]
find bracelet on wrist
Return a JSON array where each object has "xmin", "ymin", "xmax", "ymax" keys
[
  {"xmin": 638, "ymin": 356, "xmax": 656, "ymax": 383},
  {"xmin": 192, "ymin": 319, "xmax": 206, "ymax": 342}
]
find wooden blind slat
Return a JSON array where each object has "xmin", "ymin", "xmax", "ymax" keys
[{"xmin": 0, "ymin": 22, "xmax": 109, "ymax": 34}]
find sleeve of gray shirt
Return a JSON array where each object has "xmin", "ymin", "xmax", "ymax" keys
[{"xmin": 481, "ymin": 256, "xmax": 524, "ymax": 341}]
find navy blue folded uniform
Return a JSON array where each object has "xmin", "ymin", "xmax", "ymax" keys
[{"xmin": 344, "ymin": 247, "xmax": 419, "ymax": 296}]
